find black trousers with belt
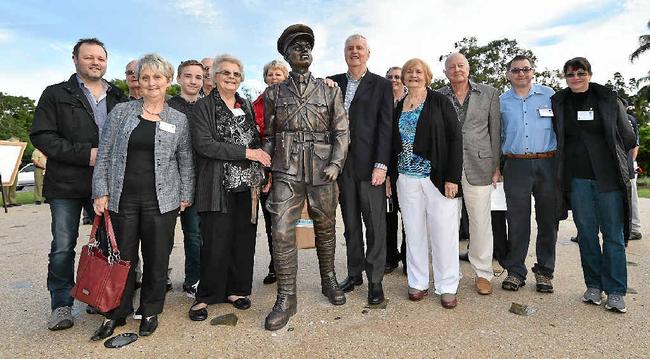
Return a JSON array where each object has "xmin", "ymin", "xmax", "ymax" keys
[
  {"xmin": 108, "ymin": 191, "xmax": 178, "ymax": 319},
  {"xmin": 196, "ymin": 190, "xmax": 257, "ymax": 304},
  {"xmin": 338, "ymin": 169, "xmax": 387, "ymax": 284}
]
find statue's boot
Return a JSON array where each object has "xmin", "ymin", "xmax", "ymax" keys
[
  {"xmin": 315, "ymin": 218, "xmax": 345, "ymax": 305},
  {"xmin": 264, "ymin": 294, "xmax": 297, "ymax": 331}
]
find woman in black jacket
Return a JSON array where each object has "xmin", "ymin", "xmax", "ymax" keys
[
  {"xmin": 551, "ymin": 57, "xmax": 636, "ymax": 313},
  {"xmin": 187, "ymin": 54, "xmax": 271, "ymax": 321},
  {"xmin": 390, "ymin": 58, "xmax": 463, "ymax": 309}
]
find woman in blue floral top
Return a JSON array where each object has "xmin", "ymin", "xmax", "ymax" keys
[{"xmin": 389, "ymin": 58, "xmax": 463, "ymax": 309}]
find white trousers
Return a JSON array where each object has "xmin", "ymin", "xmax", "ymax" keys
[
  {"xmin": 397, "ymin": 176, "xmax": 460, "ymax": 295},
  {"xmin": 462, "ymin": 173, "xmax": 494, "ymax": 280},
  {"xmin": 630, "ymin": 177, "xmax": 641, "ymax": 233}
]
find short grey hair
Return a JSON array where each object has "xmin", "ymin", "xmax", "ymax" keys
[
  {"xmin": 262, "ymin": 60, "xmax": 289, "ymax": 82},
  {"xmin": 136, "ymin": 53, "xmax": 174, "ymax": 81},
  {"xmin": 386, "ymin": 66, "xmax": 401, "ymax": 76},
  {"xmin": 344, "ymin": 34, "xmax": 369, "ymax": 49},
  {"xmin": 212, "ymin": 54, "xmax": 245, "ymax": 81},
  {"xmin": 444, "ymin": 52, "xmax": 469, "ymax": 70}
]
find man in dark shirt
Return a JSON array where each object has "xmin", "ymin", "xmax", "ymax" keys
[
  {"xmin": 30, "ymin": 38, "xmax": 128, "ymax": 331},
  {"xmin": 168, "ymin": 60, "xmax": 204, "ymax": 297}
]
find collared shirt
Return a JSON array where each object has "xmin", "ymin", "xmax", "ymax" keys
[
  {"xmin": 289, "ymin": 71, "xmax": 312, "ymax": 96},
  {"xmin": 500, "ymin": 84, "xmax": 556, "ymax": 154},
  {"xmin": 343, "ymin": 70, "xmax": 367, "ymax": 112},
  {"xmin": 437, "ymin": 81, "xmax": 478, "ymax": 125},
  {"xmin": 393, "ymin": 86, "xmax": 408, "ymax": 108},
  {"xmin": 76, "ymin": 75, "xmax": 110, "ymax": 136}
]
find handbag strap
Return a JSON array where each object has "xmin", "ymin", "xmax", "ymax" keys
[{"xmin": 88, "ymin": 212, "xmax": 121, "ymax": 257}]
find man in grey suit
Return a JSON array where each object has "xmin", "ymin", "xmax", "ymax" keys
[{"xmin": 437, "ymin": 53, "xmax": 501, "ymax": 296}]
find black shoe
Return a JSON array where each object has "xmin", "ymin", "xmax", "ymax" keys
[
  {"xmin": 229, "ymin": 297, "xmax": 251, "ymax": 310},
  {"xmin": 86, "ymin": 305, "xmax": 100, "ymax": 315},
  {"xmin": 13, "ymin": 203, "xmax": 22, "ymax": 207},
  {"xmin": 139, "ymin": 315, "xmax": 158, "ymax": 336},
  {"xmin": 166, "ymin": 277, "xmax": 173, "ymax": 292},
  {"xmin": 135, "ymin": 281, "xmax": 142, "ymax": 290},
  {"xmin": 263, "ymin": 272, "xmax": 277, "ymax": 285},
  {"xmin": 368, "ymin": 282, "xmax": 385, "ymax": 305},
  {"xmin": 459, "ymin": 251, "xmax": 469, "ymax": 261},
  {"xmin": 265, "ymin": 294, "xmax": 297, "ymax": 331},
  {"xmin": 384, "ymin": 262, "xmax": 399, "ymax": 274},
  {"xmin": 402, "ymin": 260, "xmax": 407, "ymax": 275},
  {"xmin": 188, "ymin": 303, "xmax": 208, "ymax": 321},
  {"xmin": 629, "ymin": 232, "xmax": 642, "ymax": 241},
  {"xmin": 91, "ymin": 318, "xmax": 126, "ymax": 341},
  {"xmin": 321, "ymin": 275, "xmax": 346, "ymax": 305},
  {"xmin": 570, "ymin": 236, "xmax": 578, "ymax": 243},
  {"xmin": 82, "ymin": 218, "xmax": 92, "ymax": 225},
  {"xmin": 338, "ymin": 276, "xmax": 363, "ymax": 293},
  {"xmin": 35, "ymin": 201, "xmax": 42, "ymax": 205}
]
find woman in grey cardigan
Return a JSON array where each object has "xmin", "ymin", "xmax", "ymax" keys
[{"xmin": 91, "ymin": 54, "xmax": 194, "ymax": 339}]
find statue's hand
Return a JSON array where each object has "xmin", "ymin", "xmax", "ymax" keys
[{"xmin": 323, "ymin": 164, "xmax": 340, "ymax": 182}]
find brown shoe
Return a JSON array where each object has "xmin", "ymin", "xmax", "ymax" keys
[
  {"xmin": 408, "ymin": 287, "xmax": 428, "ymax": 301},
  {"xmin": 475, "ymin": 277, "xmax": 492, "ymax": 295},
  {"xmin": 440, "ymin": 293, "xmax": 457, "ymax": 309}
]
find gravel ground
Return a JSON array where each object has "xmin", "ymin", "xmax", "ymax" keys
[{"xmin": 0, "ymin": 200, "xmax": 648, "ymax": 358}]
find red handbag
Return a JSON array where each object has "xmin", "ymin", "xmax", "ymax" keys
[{"xmin": 71, "ymin": 211, "xmax": 131, "ymax": 313}]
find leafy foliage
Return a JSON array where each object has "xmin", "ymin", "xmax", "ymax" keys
[
  {"xmin": 0, "ymin": 92, "xmax": 36, "ymax": 160},
  {"xmin": 430, "ymin": 37, "xmax": 562, "ymax": 91}
]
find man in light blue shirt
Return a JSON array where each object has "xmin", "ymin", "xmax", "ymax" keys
[{"xmin": 499, "ymin": 55, "xmax": 559, "ymax": 294}]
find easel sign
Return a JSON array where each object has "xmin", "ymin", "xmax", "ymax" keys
[{"xmin": 0, "ymin": 141, "xmax": 27, "ymax": 186}]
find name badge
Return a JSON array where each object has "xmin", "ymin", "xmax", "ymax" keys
[
  {"xmin": 577, "ymin": 110, "xmax": 594, "ymax": 121},
  {"xmin": 230, "ymin": 108, "xmax": 245, "ymax": 117},
  {"xmin": 159, "ymin": 121, "xmax": 176, "ymax": 133},
  {"xmin": 537, "ymin": 108, "xmax": 554, "ymax": 117}
]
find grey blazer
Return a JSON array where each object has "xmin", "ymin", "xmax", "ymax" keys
[
  {"xmin": 92, "ymin": 99, "xmax": 195, "ymax": 213},
  {"xmin": 439, "ymin": 81, "xmax": 501, "ymax": 186}
]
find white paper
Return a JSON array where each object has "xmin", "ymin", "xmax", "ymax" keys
[
  {"xmin": 159, "ymin": 121, "xmax": 176, "ymax": 133},
  {"xmin": 491, "ymin": 182, "xmax": 507, "ymax": 211}
]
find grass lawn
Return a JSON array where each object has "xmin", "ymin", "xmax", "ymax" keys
[
  {"xmin": 639, "ymin": 188, "xmax": 650, "ymax": 198},
  {"xmin": 0, "ymin": 190, "xmax": 36, "ymax": 206}
]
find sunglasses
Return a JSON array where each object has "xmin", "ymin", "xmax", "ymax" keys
[
  {"xmin": 509, "ymin": 67, "xmax": 533, "ymax": 74},
  {"xmin": 125, "ymin": 70, "xmax": 135, "ymax": 76},
  {"xmin": 564, "ymin": 71, "xmax": 589, "ymax": 79},
  {"xmin": 386, "ymin": 75, "xmax": 401, "ymax": 80},
  {"xmin": 215, "ymin": 70, "xmax": 242, "ymax": 79}
]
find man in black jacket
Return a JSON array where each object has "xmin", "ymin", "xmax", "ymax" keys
[
  {"xmin": 330, "ymin": 34, "xmax": 393, "ymax": 305},
  {"xmin": 30, "ymin": 38, "xmax": 127, "ymax": 331}
]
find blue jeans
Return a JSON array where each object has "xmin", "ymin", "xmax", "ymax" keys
[
  {"xmin": 48, "ymin": 198, "xmax": 94, "ymax": 310},
  {"xmin": 180, "ymin": 205, "xmax": 202, "ymax": 285},
  {"xmin": 570, "ymin": 179, "xmax": 627, "ymax": 295}
]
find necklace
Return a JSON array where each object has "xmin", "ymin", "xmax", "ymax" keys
[
  {"xmin": 406, "ymin": 92, "xmax": 426, "ymax": 109},
  {"xmin": 142, "ymin": 103, "xmax": 162, "ymax": 116}
]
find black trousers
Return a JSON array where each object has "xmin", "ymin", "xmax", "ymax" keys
[
  {"xmin": 491, "ymin": 211, "xmax": 508, "ymax": 266},
  {"xmin": 196, "ymin": 191, "xmax": 257, "ymax": 304},
  {"xmin": 386, "ymin": 177, "xmax": 406, "ymax": 266},
  {"xmin": 338, "ymin": 169, "xmax": 386, "ymax": 284},
  {"xmin": 502, "ymin": 157, "xmax": 558, "ymax": 280},
  {"xmin": 260, "ymin": 191, "xmax": 274, "ymax": 273},
  {"xmin": 108, "ymin": 193, "xmax": 177, "ymax": 319}
]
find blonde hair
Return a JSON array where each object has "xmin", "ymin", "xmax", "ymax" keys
[
  {"xmin": 136, "ymin": 53, "xmax": 174, "ymax": 82},
  {"xmin": 401, "ymin": 58, "xmax": 432, "ymax": 86},
  {"xmin": 262, "ymin": 60, "xmax": 289, "ymax": 83}
]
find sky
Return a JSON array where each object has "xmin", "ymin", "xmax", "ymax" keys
[{"xmin": 0, "ymin": 0, "xmax": 648, "ymax": 101}]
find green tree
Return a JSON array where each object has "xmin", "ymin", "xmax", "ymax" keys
[
  {"xmin": 430, "ymin": 37, "xmax": 562, "ymax": 92},
  {"xmin": 0, "ymin": 92, "xmax": 36, "ymax": 160},
  {"xmin": 630, "ymin": 20, "xmax": 650, "ymax": 63},
  {"xmin": 110, "ymin": 78, "xmax": 128, "ymax": 95}
]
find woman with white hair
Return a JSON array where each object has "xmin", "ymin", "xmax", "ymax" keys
[
  {"xmin": 188, "ymin": 54, "xmax": 271, "ymax": 322},
  {"xmin": 91, "ymin": 53, "xmax": 195, "ymax": 338}
]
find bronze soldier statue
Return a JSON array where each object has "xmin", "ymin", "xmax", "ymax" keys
[{"xmin": 263, "ymin": 24, "xmax": 349, "ymax": 331}]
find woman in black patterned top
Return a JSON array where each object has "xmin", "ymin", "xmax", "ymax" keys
[{"xmin": 187, "ymin": 54, "xmax": 271, "ymax": 321}]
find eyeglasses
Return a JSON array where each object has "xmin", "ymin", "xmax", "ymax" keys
[
  {"xmin": 386, "ymin": 75, "xmax": 401, "ymax": 80},
  {"xmin": 509, "ymin": 67, "xmax": 533, "ymax": 74},
  {"xmin": 215, "ymin": 70, "xmax": 242, "ymax": 79},
  {"xmin": 564, "ymin": 71, "xmax": 589, "ymax": 79},
  {"xmin": 125, "ymin": 70, "xmax": 135, "ymax": 76}
]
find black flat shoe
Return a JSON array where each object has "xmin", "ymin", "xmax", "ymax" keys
[
  {"xmin": 230, "ymin": 297, "xmax": 251, "ymax": 310},
  {"xmin": 91, "ymin": 318, "xmax": 126, "ymax": 341},
  {"xmin": 188, "ymin": 303, "xmax": 208, "ymax": 321},
  {"xmin": 368, "ymin": 282, "xmax": 385, "ymax": 305},
  {"xmin": 459, "ymin": 251, "xmax": 469, "ymax": 262},
  {"xmin": 263, "ymin": 272, "xmax": 277, "ymax": 285},
  {"xmin": 139, "ymin": 315, "xmax": 158, "ymax": 336},
  {"xmin": 338, "ymin": 276, "xmax": 363, "ymax": 292}
]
